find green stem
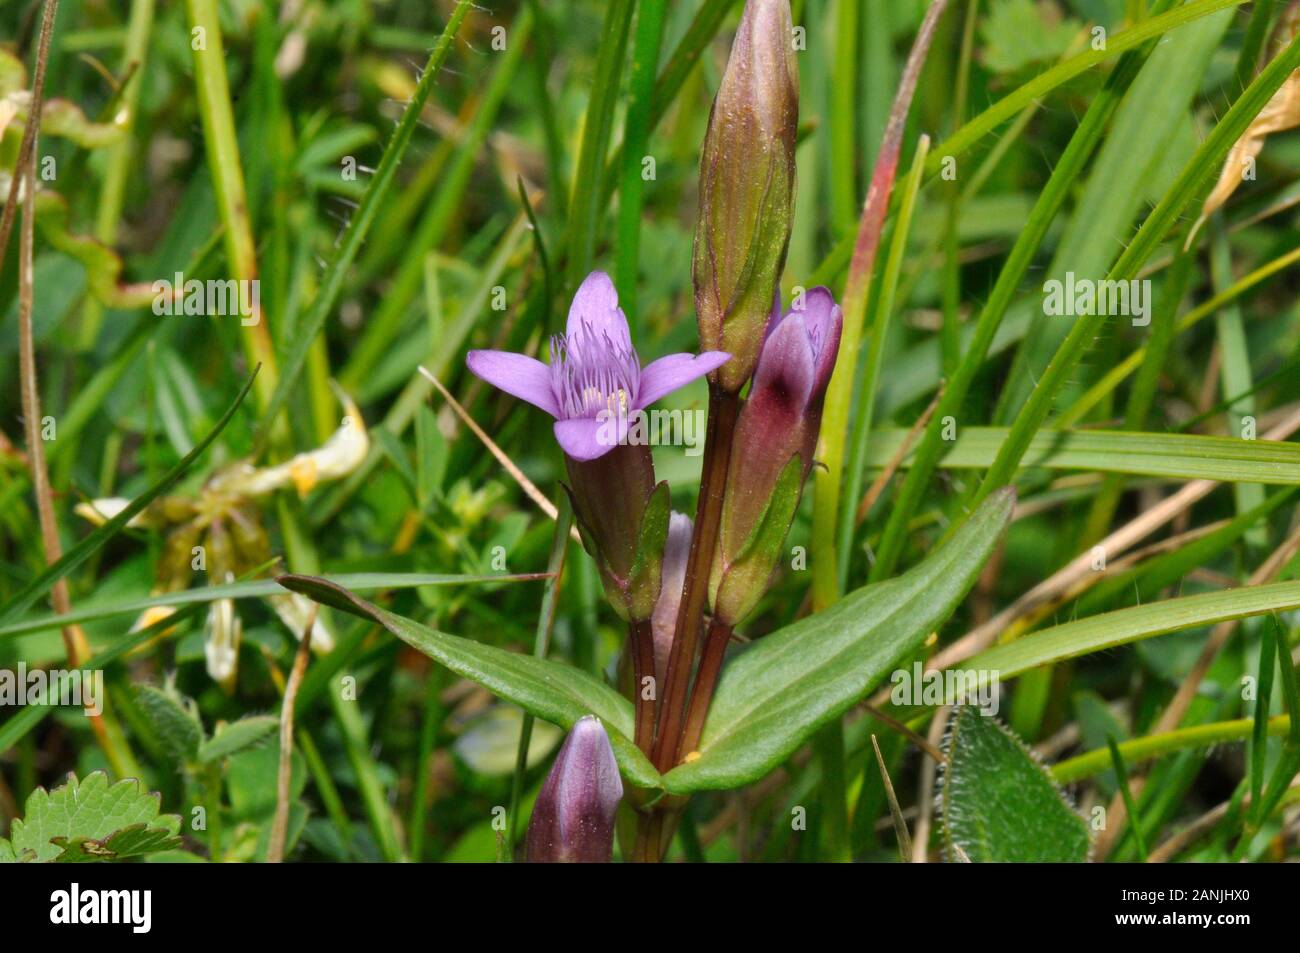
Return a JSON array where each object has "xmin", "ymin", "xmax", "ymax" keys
[
  {"xmin": 507, "ymin": 495, "xmax": 573, "ymax": 857},
  {"xmin": 813, "ymin": 720, "xmax": 851, "ymax": 862},
  {"xmin": 564, "ymin": 0, "xmax": 636, "ymax": 290},
  {"xmin": 837, "ymin": 134, "xmax": 930, "ymax": 584},
  {"xmin": 184, "ymin": 0, "xmax": 278, "ymax": 411},
  {"xmin": 81, "ymin": 0, "xmax": 156, "ymax": 349},
  {"xmin": 1053, "ymin": 715, "xmax": 1291, "ymax": 783},
  {"xmin": 615, "ymin": 0, "xmax": 667, "ymax": 320},
  {"xmin": 298, "ymin": 728, "xmax": 355, "ymax": 860},
  {"xmin": 205, "ymin": 764, "xmax": 224, "ymax": 861},
  {"xmin": 409, "ymin": 668, "xmax": 443, "ymax": 862},
  {"xmin": 811, "ymin": 0, "xmax": 948, "ymax": 607}
]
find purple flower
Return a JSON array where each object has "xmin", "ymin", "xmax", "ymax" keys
[
  {"xmin": 466, "ymin": 271, "xmax": 729, "ymax": 462},
  {"xmin": 710, "ymin": 287, "xmax": 842, "ymax": 624},
  {"xmin": 526, "ymin": 715, "xmax": 624, "ymax": 863}
]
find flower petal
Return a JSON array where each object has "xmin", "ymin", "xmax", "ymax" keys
[
  {"xmin": 792, "ymin": 286, "xmax": 843, "ymax": 394},
  {"xmin": 554, "ymin": 417, "xmax": 619, "ymax": 462},
  {"xmin": 565, "ymin": 271, "xmax": 632, "ymax": 359},
  {"xmin": 753, "ymin": 313, "xmax": 815, "ymax": 413},
  {"xmin": 635, "ymin": 351, "xmax": 731, "ymax": 408},
  {"xmin": 466, "ymin": 349, "xmax": 560, "ymax": 418}
]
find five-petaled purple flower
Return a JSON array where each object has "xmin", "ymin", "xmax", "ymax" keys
[{"xmin": 466, "ymin": 271, "xmax": 730, "ymax": 462}]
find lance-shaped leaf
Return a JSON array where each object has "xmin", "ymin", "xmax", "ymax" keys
[
  {"xmin": 662, "ymin": 488, "xmax": 1015, "ymax": 794},
  {"xmin": 940, "ymin": 706, "xmax": 1090, "ymax": 863},
  {"xmin": 199, "ymin": 716, "xmax": 278, "ymax": 765},
  {"xmin": 276, "ymin": 575, "xmax": 661, "ymax": 790}
]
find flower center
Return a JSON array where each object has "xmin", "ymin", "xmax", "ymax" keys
[{"xmin": 550, "ymin": 323, "xmax": 640, "ymax": 420}]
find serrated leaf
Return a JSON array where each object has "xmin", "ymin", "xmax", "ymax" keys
[
  {"xmin": 277, "ymin": 574, "xmax": 662, "ymax": 790},
  {"xmin": 198, "ymin": 716, "xmax": 278, "ymax": 765},
  {"xmin": 940, "ymin": 706, "xmax": 1090, "ymax": 862},
  {"xmin": 52, "ymin": 825, "xmax": 185, "ymax": 863},
  {"xmin": 661, "ymin": 488, "xmax": 1015, "ymax": 794},
  {"xmin": 0, "ymin": 772, "xmax": 181, "ymax": 864},
  {"xmin": 136, "ymin": 685, "xmax": 203, "ymax": 767}
]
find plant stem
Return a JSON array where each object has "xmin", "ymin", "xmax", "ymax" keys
[
  {"xmin": 81, "ymin": 0, "xmax": 156, "ymax": 349},
  {"xmin": 652, "ymin": 383, "xmax": 740, "ymax": 772},
  {"xmin": 629, "ymin": 617, "xmax": 656, "ymax": 755},
  {"xmin": 205, "ymin": 765, "xmax": 224, "ymax": 861},
  {"xmin": 632, "ymin": 808, "xmax": 666, "ymax": 863},
  {"xmin": 507, "ymin": 494, "xmax": 573, "ymax": 856},
  {"xmin": 676, "ymin": 618, "xmax": 733, "ymax": 762},
  {"xmin": 12, "ymin": 0, "xmax": 140, "ymax": 781},
  {"xmin": 409, "ymin": 668, "xmax": 443, "ymax": 862},
  {"xmin": 185, "ymin": 0, "xmax": 279, "ymax": 412},
  {"xmin": 813, "ymin": 721, "xmax": 852, "ymax": 862},
  {"xmin": 615, "ymin": 0, "xmax": 666, "ymax": 320},
  {"xmin": 811, "ymin": 0, "xmax": 949, "ymax": 608}
]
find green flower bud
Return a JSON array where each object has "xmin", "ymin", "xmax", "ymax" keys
[{"xmin": 693, "ymin": 0, "xmax": 799, "ymax": 393}]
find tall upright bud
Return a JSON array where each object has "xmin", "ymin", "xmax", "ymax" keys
[
  {"xmin": 525, "ymin": 716, "xmax": 624, "ymax": 863},
  {"xmin": 694, "ymin": 0, "xmax": 799, "ymax": 393},
  {"xmin": 710, "ymin": 288, "xmax": 842, "ymax": 624}
]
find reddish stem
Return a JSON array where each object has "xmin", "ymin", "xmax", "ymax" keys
[
  {"xmin": 628, "ymin": 617, "xmax": 656, "ymax": 755},
  {"xmin": 651, "ymin": 383, "xmax": 740, "ymax": 772},
  {"xmin": 675, "ymin": 618, "xmax": 734, "ymax": 763}
]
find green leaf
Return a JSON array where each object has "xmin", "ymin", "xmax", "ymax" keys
[
  {"xmin": 276, "ymin": 574, "xmax": 662, "ymax": 790},
  {"xmin": 198, "ymin": 716, "xmax": 279, "ymax": 765},
  {"xmin": 136, "ymin": 685, "xmax": 203, "ymax": 768},
  {"xmin": 0, "ymin": 572, "xmax": 546, "ymax": 639},
  {"xmin": 661, "ymin": 488, "xmax": 1015, "ymax": 794},
  {"xmin": 866, "ymin": 426, "xmax": 1300, "ymax": 484},
  {"xmin": 981, "ymin": 0, "xmax": 1081, "ymax": 74},
  {"xmin": 940, "ymin": 707, "xmax": 1090, "ymax": 863},
  {"xmin": 628, "ymin": 481, "xmax": 671, "ymax": 620},
  {"xmin": 965, "ymin": 581, "xmax": 1300, "ymax": 680},
  {"xmin": 715, "ymin": 453, "xmax": 804, "ymax": 624},
  {"xmin": 0, "ymin": 772, "xmax": 181, "ymax": 863}
]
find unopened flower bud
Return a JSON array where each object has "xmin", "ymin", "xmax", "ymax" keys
[
  {"xmin": 526, "ymin": 715, "xmax": 624, "ymax": 863},
  {"xmin": 694, "ymin": 0, "xmax": 799, "ymax": 393},
  {"xmin": 710, "ymin": 288, "xmax": 842, "ymax": 624},
  {"xmin": 649, "ymin": 513, "xmax": 692, "ymax": 686}
]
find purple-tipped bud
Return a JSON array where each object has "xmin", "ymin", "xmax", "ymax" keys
[
  {"xmin": 694, "ymin": 0, "xmax": 800, "ymax": 393},
  {"xmin": 710, "ymin": 288, "xmax": 842, "ymax": 624},
  {"xmin": 649, "ymin": 513, "xmax": 692, "ymax": 687},
  {"xmin": 526, "ymin": 716, "xmax": 624, "ymax": 863}
]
